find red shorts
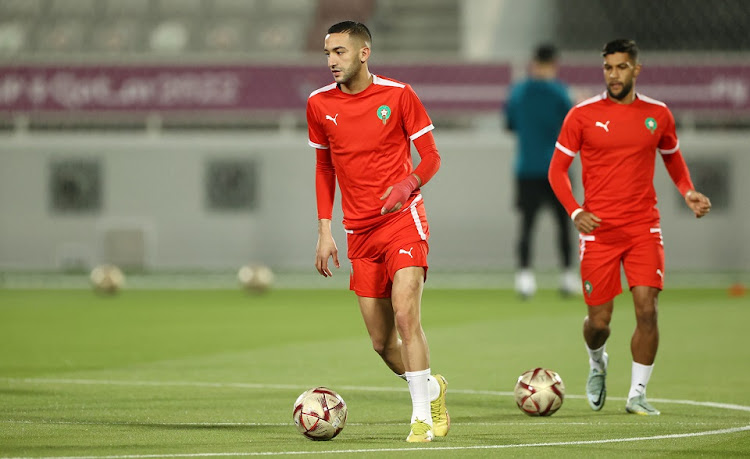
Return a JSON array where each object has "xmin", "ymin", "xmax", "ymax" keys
[
  {"xmin": 579, "ymin": 224, "xmax": 665, "ymax": 306},
  {"xmin": 347, "ymin": 201, "xmax": 430, "ymax": 298}
]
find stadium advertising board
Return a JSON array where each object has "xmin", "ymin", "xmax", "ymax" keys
[
  {"xmin": 0, "ymin": 64, "xmax": 510, "ymax": 113},
  {"xmin": 560, "ymin": 64, "xmax": 750, "ymax": 113},
  {"xmin": 0, "ymin": 63, "xmax": 748, "ymax": 115}
]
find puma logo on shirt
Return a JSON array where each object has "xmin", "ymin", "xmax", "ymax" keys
[{"xmin": 399, "ymin": 247, "xmax": 414, "ymax": 258}]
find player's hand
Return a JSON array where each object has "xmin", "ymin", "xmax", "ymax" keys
[
  {"xmin": 380, "ymin": 174, "xmax": 419, "ymax": 215},
  {"xmin": 315, "ymin": 233, "xmax": 339, "ymax": 277},
  {"xmin": 574, "ymin": 211, "xmax": 601, "ymax": 234},
  {"xmin": 684, "ymin": 190, "xmax": 711, "ymax": 218}
]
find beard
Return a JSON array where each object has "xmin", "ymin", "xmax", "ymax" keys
[
  {"xmin": 607, "ymin": 80, "xmax": 633, "ymax": 100},
  {"xmin": 334, "ymin": 62, "xmax": 361, "ymax": 85}
]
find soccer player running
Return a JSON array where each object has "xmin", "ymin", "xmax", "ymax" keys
[
  {"xmin": 306, "ymin": 21, "xmax": 448, "ymax": 442},
  {"xmin": 548, "ymin": 39, "xmax": 711, "ymax": 415},
  {"xmin": 505, "ymin": 44, "xmax": 576, "ymax": 299}
]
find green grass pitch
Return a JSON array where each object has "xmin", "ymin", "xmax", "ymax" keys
[{"xmin": 1, "ymin": 287, "xmax": 749, "ymax": 457}]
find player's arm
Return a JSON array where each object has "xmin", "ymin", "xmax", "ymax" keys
[
  {"xmin": 315, "ymin": 148, "xmax": 339, "ymax": 276},
  {"xmin": 548, "ymin": 145, "xmax": 601, "ymax": 233},
  {"xmin": 504, "ymin": 85, "xmax": 516, "ymax": 132},
  {"xmin": 660, "ymin": 148, "xmax": 711, "ymax": 218},
  {"xmin": 658, "ymin": 108, "xmax": 711, "ymax": 219},
  {"xmin": 380, "ymin": 130, "xmax": 441, "ymax": 214},
  {"xmin": 549, "ymin": 109, "xmax": 601, "ymax": 233}
]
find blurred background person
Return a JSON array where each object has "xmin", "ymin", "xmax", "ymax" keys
[{"xmin": 505, "ymin": 43, "xmax": 576, "ymax": 299}]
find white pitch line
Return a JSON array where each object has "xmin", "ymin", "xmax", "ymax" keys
[
  {"xmin": 1, "ymin": 425, "xmax": 749, "ymax": 459},
  {"xmin": 2, "ymin": 377, "xmax": 750, "ymax": 459}
]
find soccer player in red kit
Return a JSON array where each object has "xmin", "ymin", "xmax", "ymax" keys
[
  {"xmin": 306, "ymin": 21, "xmax": 448, "ymax": 442},
  {"xmin": 548, "ymin": 39, "xmax": 711, "ymax": 415}
]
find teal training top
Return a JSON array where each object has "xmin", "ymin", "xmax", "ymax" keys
[{"xmin": 505, "ymin": 78, "xmax": 573, "ymax": 179}]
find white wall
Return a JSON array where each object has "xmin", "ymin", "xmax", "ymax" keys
[
  {"xmin": 463, "ymin": 0, "xmax": 558, "ymax": 60},
  {"xmin": 0, "ymin": 131, "xmax": 746, "ymax": 272}
]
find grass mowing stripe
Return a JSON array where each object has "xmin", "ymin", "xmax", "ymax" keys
[
  {"xmin": 2, "ymin": 420, "xmax": 736, "ymax": 427},
  {"xmin": 2, "ymin": 288, "xmax": 747, "ymax": 457},
  {"xmin": 5, "ymin": 377, "xmax": 750, "ymax": 413},
  {"xmin": 3, "ymin": 425, "xmax": 749, "ymax": 459}
]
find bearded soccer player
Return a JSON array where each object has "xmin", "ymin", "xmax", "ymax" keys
[
  {"xmin": 306, "ymin": 21, "xmax": 448, "ymax": 442},
  {"xmin": 548, "ymin": 39, "xmax": 711, "ymax": 415}
]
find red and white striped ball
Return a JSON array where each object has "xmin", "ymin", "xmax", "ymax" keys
[
  {"xmin": 514, "ymin": 368, "xmax": 565, "ymax": 416},
  {"xmin": 293, "ymin": 387, "xmax": 347, "ymax": 440}
]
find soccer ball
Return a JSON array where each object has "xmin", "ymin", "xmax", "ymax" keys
[
  {"xmin": 89, "ymin": 264, "xmax": 125, "ymax": 294},
  {"xmin": 238, "ymin": 264, "xmax": 274, "ymax": 293},
  {"xmin": 293, "ymin": 387, "xmax": 348, "ymax": 440},
  {"xmin": 514, "ymin": 368, "xmax": 565, "ymax": 416}
]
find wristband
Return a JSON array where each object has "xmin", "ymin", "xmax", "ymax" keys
[
  {"xmin": 382, "ymin": 174, "xmax": 419, "ymax": 213},
  {"xmin": 570, "ymin": 208, "xmax": 584, "ymax": 221}
]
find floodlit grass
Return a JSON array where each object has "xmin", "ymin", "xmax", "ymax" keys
[{"xmin": 1, "ymin": 287, "xmax": 749, "ymax": 457}]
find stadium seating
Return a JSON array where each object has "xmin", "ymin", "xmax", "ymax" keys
[
  {"xmin": 157, "ymin": 0, "xmax": 203, "ymax": 17},
  {"xmin": 102, "ymin": 0, "xmax": 151, "ymax": 18},
  {"xmin": 371, "ymin": 0, "xmax": 460, "ymax": 53},
  {"xmin": 0, "ymin": 21, "xmax": 26, "ymax": 54},
  {"xmin": 0, "ymin": 0, "xmax": 464, "ymax": 56},
  {"xmin": 35, "ymin": 19, "xmax": 86, "ymax": 53},
  {"xmin": 202, "ymin": 19, "xmax": 245, "ymax": 52},
  {"xmin": 306, "ymin": 0, "xmax": 376, "ymax": 52},
  {"xmin": 149, "ymin": 19, "xmax": 191, "ymax": 53},
  {"xmin": 0, "ymin": 0, "xmax": 44, "ymax": 17},
  {"xmin": 90, "ymin": 19, "xmax": 141, "ymax": 53},
  {"xmin": 49, "ymin": 0, "xmax": 97, "ymax": 17}
]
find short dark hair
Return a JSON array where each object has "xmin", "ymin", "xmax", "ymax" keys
[
  {"xmin": 602, "ymin": 38, "xmax": 639, "ymax": 61},
  {"xmin": 533, "ymin": 44, "xmax": 558, "ymax": 63},
  {"xmin": 327, "ymin": 21, "xmax": 372, "ymax": 46}
]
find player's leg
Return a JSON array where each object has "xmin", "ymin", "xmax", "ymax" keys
[
  {"xmin": 390, "ymin": 267, "xmax": 448, "ymax": 440},
  {"xmin": 384, "ymin": 206, "xmax": 447, "ymax": 441},
  {"xmin": 630, "ymin": 286, "xmax": 659, "ymax": 366},
  {"xmin": 358, "ymin": 295, "xmax": 449, "ymax": 418},
  {"xmin": 515, "ymin": 179, "xmax": 540, "ymax": 299},
  {"xmin": 348, "ymin": 251, "xmax": 406, "ymax": 375},
  {"xmin": 390, "ymin": 266, "xmax": 434, "ymax": 442},
  {"xmin": 358, "ymin": 294, "xmax": 453, "ymax": 426},
  {"xmin": 584, "ymin": 300, "xmax": 612, "ymax": 410},
  {"xmin": 584, "ymin": 301, "xmax": 613, "ymax": 351},
  {"xmin": 352, "ymin": 261, "xmax": 435, "ymax": 441},
  {"xmin": 623, "ymin": 228, "xmax": 664, "ymax": 415},
  {"xmin": 391, "ymin": 267, "xmax": 429, "ymax": 371},
  {"xmin": 348, "ymin": 219, "xmax": 441, "ymax": 441},
  {"xmin": 625, "ymin": 285, "xmax": 661, "ymax": 414},
  {"xmin": 580, "ymin": 235, "xmax": 622, "ymax": 411},
  {"xmin": 357, "ymin": 296, "xmax": 404, "ymax": 375},
  {"xmin": 352, "ymin": 260, "xmax": 433, "ymax": 441}
]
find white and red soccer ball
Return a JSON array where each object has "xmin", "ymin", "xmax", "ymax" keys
[
  {"xmin": 514, "ymin": 367, "xmax": 565, "ymax": 416},
  {"xmin": 89, "ymin": 264, "xmax": 125, "ymax": 294},
  {"xmin": 293, "ymin": 386, "xmax": 348, "ymax": 440},
  {"xmin": 237, "ymin": 264, "xmax": 274, "ymax": 293}
]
